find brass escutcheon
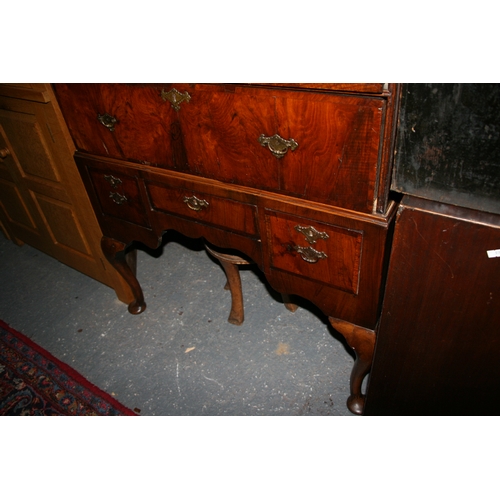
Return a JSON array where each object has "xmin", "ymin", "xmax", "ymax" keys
[
  {"xmin": 258, "ymin": 133, "xmax": 298, "ymax": 159},
  {"xmin": 183, "ymin": 195, "xmax": 209, "ymax": 211},
  {"xmin": 161, "ymin": 88, "xmax": 191, "ymax": 111},
  {"xmin": 98, "ymin": 113, "xmax": 117, "ymax": 132},
  {"xmin": 104, "ymin": 174, "xmax": 123, "ymax": 188},
  {"xmin": 109, "ymin": 192, "xmax": 127, "ymax": 205},
  {"xmin": 295, "ymin": 225, "xmax": 329, "ymax": 245},
  {"xmin": 294, "ymin": 245, "xmax": 328, "ymax": 263}
]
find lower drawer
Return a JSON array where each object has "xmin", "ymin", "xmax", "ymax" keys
[
  {"xmin": 86, "ymin": 164, "xmax": 150, "ymax": 228},
  {"xmin": 145, "ymin": 180, "xmax": 259, "ymax": 238},
  {"xmin": 266, "ymin": 211, "xmax": 363, "ymax": 294}
]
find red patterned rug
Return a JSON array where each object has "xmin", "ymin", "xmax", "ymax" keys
[{"xmin": 0, "ymin": 319, "xmax": 135, "ymax": 416}]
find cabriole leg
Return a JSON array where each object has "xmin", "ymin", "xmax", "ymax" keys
[
  {"xmin": 219, "ymin": 258, "xmax": 245, "ymax": 325},
  {"xmin": 101, "ymin": 236, "xmax": 146, "ymax": 315},
  {"xmin": 328, "ymin": 317, "xmax": 376, "ymax": 415}
]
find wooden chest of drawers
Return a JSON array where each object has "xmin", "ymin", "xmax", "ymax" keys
[{"xmin": 54, "ymin": 83, "xmax": 400, "ymax": 414}]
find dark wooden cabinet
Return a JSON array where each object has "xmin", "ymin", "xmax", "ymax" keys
[
  {"xmin": 54, "ymin": 83, "xmax": 400, "ymax": 414},
  {"xmin": 364, "ymin": 196, "xmax": 500, "ymax": 415},
  {"xmin": 364, "ymin": 84, "xmax": 500, "ymax": 415}
]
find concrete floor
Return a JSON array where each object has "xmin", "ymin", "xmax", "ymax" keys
[{"xmin": 0, "ymin": 231, "xmax": 356, "ymax": 416}]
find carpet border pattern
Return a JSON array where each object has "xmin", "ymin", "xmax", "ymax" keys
[{"xmin": 0, "ymin": 319, "xmax": 135, "ymax": 416}]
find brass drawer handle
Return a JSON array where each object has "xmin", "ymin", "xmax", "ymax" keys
[
  {"xmin": 104, "ymin": 174, "xmax": 122, "ymax": 188},
  {"xmin": 258, "ymin": 133, "xmax": 298, "ymax": 159},
  {"xmin": 183, "ymin": 195, "xmax": 209, "ymax": 211},
  {"xmin": 109, "ymin": 192, "xmax": 127, "ymax": 205},
  {"xmin": 98, "ymin": 113, "xmax": 117, "ymax": 132},
  {"xmin": 294, "ymin": 245, "xmax": 328, "ymax": 263},
  {"xmin": 0, "ymin": 147, "xmax": 11, "ymax": 159},
  {"xmin": 161, "ymin": 88, "xmax": 191, "ymax": 111},
  {"xmin": 295, "ymin": 225, "xmax": 329, "ymax": 245}
]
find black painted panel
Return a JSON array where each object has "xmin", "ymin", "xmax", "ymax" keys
[{"xmin": 393, "ymin": 83, "xmax": 500, "ymax": 214}]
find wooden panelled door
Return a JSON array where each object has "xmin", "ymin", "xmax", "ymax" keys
[{"xmin": 0, "ymin": 84, "xmax": 133, "ymax": 304}]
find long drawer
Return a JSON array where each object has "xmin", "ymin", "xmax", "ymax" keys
[
  {"xmin": 54, "ymin": 83, "xmax": 388, "ymax": 214},
  {"xmin": 145, "ymin": 179, "xmax": 259, "ymax": 238}
]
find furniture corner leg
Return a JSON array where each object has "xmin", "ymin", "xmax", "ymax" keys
[
  {"xmin": 281, "ymin": 294, "xmax": 299, "ymax": 312},
  {"xmin": 101, "ymin": 236, "xmax": 146, "ymax": 315},
  {"xmin": 328, "ymin": 317, "xmax": 376, "ymax": 415}
]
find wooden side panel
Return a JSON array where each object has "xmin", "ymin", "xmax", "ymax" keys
[
  {"xmin": 1, "ymin": 111, "xmax": 60, "ymax": 181},
  {"xmin": 364, "ymin": 196, "xmax": 500, "ymax": 415},
  {"xmin": 33, "ymin": 195, "xmax": 90, "ymax": 254},
  {"xmin": 0, "ymin": 177, "xmax": 38, "ymax": 231},
  {"xmin": 0, "ymin": 105, "xmax": 91, "ymax": 258},
  {"xmin": 0, "ymin": 111, "xmax": 54, "ymax": 248},
  {"xmin": 0, "ymin": 138, "xmax": 35, "ymax": 244}
]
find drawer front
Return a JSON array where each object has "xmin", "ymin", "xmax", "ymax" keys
[
  {"xmin": 54, "ymin": 83, "xmax": 280, "ymax": 189},
  {"xmin": 54, "ymin": 83, "xmax": 180, "ymax": 167},
  {"xmin": 266, "ymin": 211, "xmax": 363, "ymax": 294},
  {"xmin": 146, "ymin": 180, "xmax": 259, "ymax": 237},
  {"xmin": 180, "ymin": 86, "xmax": 384, "ymax": 213},
  {"xmin": 55, "ymin": 84, "xmax": 385, "ymax": 213},
  {"xmin": 83, "ymin": 163, "xmax": 150, "ymax": 228}
]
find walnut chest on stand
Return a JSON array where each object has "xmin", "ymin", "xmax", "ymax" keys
[{"xmin": 53, "ymin": 83, "xmax": 400, "ymax": 414}]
